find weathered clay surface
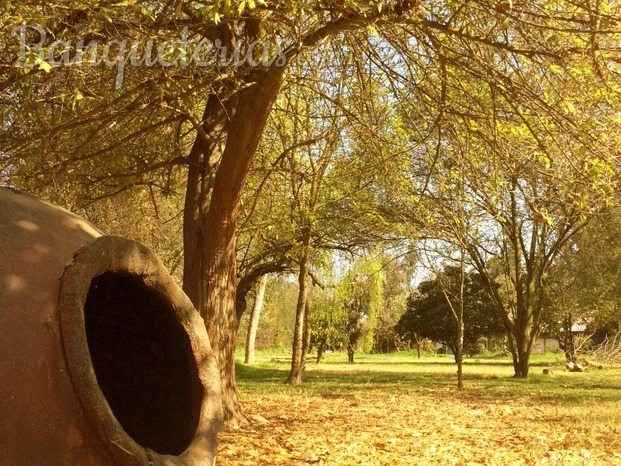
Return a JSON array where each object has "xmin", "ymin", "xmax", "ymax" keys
[{"xmin": 0, "ymin": 187, "xmax": 221, "ymax": 465}]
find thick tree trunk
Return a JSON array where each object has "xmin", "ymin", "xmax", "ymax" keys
[
  {"xmin": 244, "ymin": 274, "xmax": 267, "ymax": 365},
  {"xmin": 183, "ymin": 69, "xmax": 283, "ymax": 425},
  {"xmin": 512, "ymin": 335, "xmax": 535, "ymax": 378},
  {"xmin": 511, "ymin": 301, "xmax": 538, "ymax": 378},
  {"xmin": 287, "ymin": 227, "xmax": 312, "ymax": 385}
]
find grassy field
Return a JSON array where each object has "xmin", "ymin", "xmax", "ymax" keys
[{"xmin": 217, "ymin": 351, "xmax": 621, "ymax": 465}]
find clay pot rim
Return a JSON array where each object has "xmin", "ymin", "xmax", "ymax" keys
[{"xmin": 58, "ymin": 235, "xmax": 222, "ymax": 465}]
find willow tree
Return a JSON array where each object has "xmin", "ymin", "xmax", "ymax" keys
[
  {"xmin": 309, "ymin": 254, "xmax": 384, "ymax": 364},
  {"xmin": 3, "ymin": 0, "xmax": 621, "ymax": 420}
]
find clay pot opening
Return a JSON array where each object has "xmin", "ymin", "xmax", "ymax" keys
[
  {"xmin": 59, "ymin": 236, "xmax": 222, "ymax": 464},
  {"xmin": 84, "ymin": 271, "xmax": 202, "ymax": 456}
]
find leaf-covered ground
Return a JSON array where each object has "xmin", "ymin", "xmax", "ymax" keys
[{"xmin": 217, "ymin": 355, "xmax": 621, "ymax": 465}]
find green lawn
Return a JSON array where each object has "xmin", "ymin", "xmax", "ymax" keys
[{"xmin": 236, "ymin": 351, "xmax": 621, "ymax": 408}]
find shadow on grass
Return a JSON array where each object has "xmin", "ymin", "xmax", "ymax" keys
[
  {"xmin": 326, "ymin": 359, "xmax": 518, "ymax": 367},
  {"xmin": 236, "ymin": 362, "xmax": 455, "ymax": 391},
  {"xmin": 315, "ymin": 359, "xmax": 559, "ymax": 368},
  {"xmin": 235, "ymin": 361, "xmax": 621, "ymax": 406}
]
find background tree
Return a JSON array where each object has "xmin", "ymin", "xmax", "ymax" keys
[
  {"xmin": 309, "ymin": 288, "xmax": 342, "ymax": 364},
  {"xmin": 545, "ymin": 207, "xmax": 621, "ymax": 362},
  {"xmin": 236, "ymin": 275, "xmax": 298, "ymax": 350},
  {"xmin": 308, "ymin": 254, "xmax": 385, "ymax": 364},
  {"xmin": 372, "ymin": 251, "xmax": 417, "ymax": 354},
  {"xmin": 244, "ymin": 274, "xmax": 268, "ymax": 365},
  {"xmin": 396, "ymin": 267, "xmax": 505, "ymax": 361}
]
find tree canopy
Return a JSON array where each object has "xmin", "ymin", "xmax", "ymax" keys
[{"xmin": 396, "ymin": 267, "xmax": 505, "ymax": 358}]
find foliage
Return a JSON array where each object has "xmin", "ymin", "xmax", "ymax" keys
[
  {"xmin": 398, "ymin": 40, "xmax": 621, "ymax": 375},
  {"xmin": 237, "ymin": 275, "xmax": 298, "ymax": 349},
  {"xmin": 309, "ymin": 254, "xmax": 385, "ymax": 362},
  {"xmin": 396, "ymin": 267, "xmax": 505, "ymax": 357},
  {"xmin": 371, "ymin": 251, "xmax": 416, "ymax": 353},
  {"xmin": 546, "ymin": 208, "xmax": 621, "ymax": 342}
]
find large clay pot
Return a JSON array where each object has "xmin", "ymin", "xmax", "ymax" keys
[{"xmin": 0, "ymin": 187, "xmax": 222, "ymax": 465}]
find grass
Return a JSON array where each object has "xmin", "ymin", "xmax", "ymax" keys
[
  {"xmin": 220, "ymin": 350, "xmax": 621, "ymax": 465},
  {"xmin": 236, "ymin": 350, "xmax": 621, "ymax": 404}
]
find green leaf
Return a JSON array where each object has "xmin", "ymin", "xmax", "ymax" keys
[{"xmin": 36, "ymin": 58, "xmax": 52, "ymax": 73}]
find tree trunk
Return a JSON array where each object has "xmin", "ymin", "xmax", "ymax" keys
[
  {"xmin": 301, "ymin": 300, "xmax": 311, "ymax": 371},
  {"xmin": 244, "ymin": 274, "xmax": 267, "ymax": 365},
  {"xmin": 563, "ymin": 315, "xmax": 577, "ymax": 363},
  {"xmin": 347, "ymin": 343, "xmax": 355, "ymax": 363},
  {"xmin": 439, "ymin": 257, "xmax": 466, "ymax": 390},
  {"xmin": 316, "ymin": 342, "xmax": 325, "ymax": 364},
  {"xmin": 511, "ymin": 301, "xmax": 539, "ymax": 378},
  {"xmin": 455, "ymin": 329, "xmax": 464, "ymax": 390},
  {"xmin": 512, "ymin": 334, "xmax": 536, "ymax": 378},
  {"xmin": 236, "ymin": 263, "xmax": 289, "ymax": 325},
  {"xmin": 183, "ymin": 69, "xmax": 283, "ymax": 425},
  {"xmin": 287, "ymin": 226, "xmax": 312, "ymax": 385}
]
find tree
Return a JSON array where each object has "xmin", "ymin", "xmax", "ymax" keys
[
  {"xmin": 396, "ymin": 267, "xmax": 505, "ymax": 361},
  {"xmin": 237, "ymin": 275, "xmax": 299, "ymax": 350},
  {"xmin": 412, "ymin": 126, "xmax": 617, "ymax": 377},
  {"xmin": 395, "ymin": 25, "xmax": 621, "ymax": 376},
  {"xmin": 309, "ymin": 289, "xmax": 341, "ymax": 364},
  {"xmin": 344, "ymin": 256, "xmax": 384, "ymax": 363},
  {"xmin": 436, "ymin": 253, "xmax": 467, "ymax": 389},
  {"xmin": 308, "ymin": 254, "xmax": 384, "ymax": 364},
  {"xmin": 372, "ymin": 251, "xmax": 417, "ymax": 354},
  {"xmin": 280, "ymin": 78, "xmax": 344, "ymax": 385},
  {"xmin": 545, "ymin": 206, "xmax": 621, "ymax": 362},
  {"xmin": 242, "ymin": 49, "xmax": 404, "ymax": 382},
  {"xmin": 244, "ymin": 274, "xmax": 268, "ymax": 365}
]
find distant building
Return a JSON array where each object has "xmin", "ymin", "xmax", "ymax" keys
[
  {"xmin": 534, "ymin": 335, "xmax": 560, "ymax": 353},
  {"xmin": 534, "ymin": 323, "xmax": 587, "ymax": 354}
]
